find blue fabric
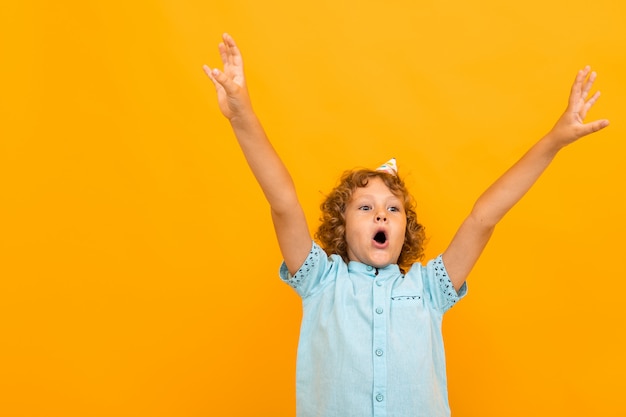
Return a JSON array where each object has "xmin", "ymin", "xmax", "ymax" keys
[{"xmin": 280, "ymin": 242, "xmax": 467, "ymax": 417}]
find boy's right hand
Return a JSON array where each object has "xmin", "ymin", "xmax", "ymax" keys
[{"xmin": 203, "ymin": 33, "xmax": 253, "ymax": 122}]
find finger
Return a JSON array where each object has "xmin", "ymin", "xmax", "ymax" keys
[
  {"xmin": 218, "ymin": 42, "xmax": 229, "ymax": 67},
  {"xmin": 223, "ymin": 33, "xmax": 243, "ymax": 69},
  {"xmin": 581, "ymin": 91, "xmax": 601, "ymax": 119},
  {"xmin": 221, "ymin": 33, "xmax": 230, "ymax": 61},
  {"xmin": 581, "ymin": 70, "xmax": 597, "ymax": 101},
  {"xmin": 568, "ymin": 66, "xmax": 590, "ymax": 107},
  {"xmin": 222, "ymin": 34, "xmax": 235, "ymax": 67}
]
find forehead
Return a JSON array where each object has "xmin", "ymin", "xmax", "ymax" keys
[{"xmin": 351, "ymin": 177, "xmax": 401, "ymax": 200}]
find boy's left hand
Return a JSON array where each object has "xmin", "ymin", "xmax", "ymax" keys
[{"xmin": 549, "ymin": 66, "xmax": 610, "ymax": 147}]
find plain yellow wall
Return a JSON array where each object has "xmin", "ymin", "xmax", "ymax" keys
[{"xmin": 1, "ymin": 0, "xmax": 625, "ymax": 416}]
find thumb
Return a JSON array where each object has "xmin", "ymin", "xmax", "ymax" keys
[
  {"xmin": 203, "ymin": 66, "xmax": 238, "ymax": 95},
  {"xmin": 202, "ymin": 65, "xmax": 220, "ymax": 89},
  {"xmin": 581, "ymin": 119, "xmax": 610, "ymax": 137}
]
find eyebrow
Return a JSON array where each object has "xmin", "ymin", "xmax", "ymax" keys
[{"xmin": 351, "ymin": 194, "xmax": 403, "ymax": 204}]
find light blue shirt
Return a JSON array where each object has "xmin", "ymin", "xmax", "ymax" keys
[{"xmin": 280, "ymin": 242, "xmax": 467, "ymax": 417}]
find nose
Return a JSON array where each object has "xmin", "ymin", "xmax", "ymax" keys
[{"xmin": 375, "ymin": 211, "xmax": 387, "ymax": 222}]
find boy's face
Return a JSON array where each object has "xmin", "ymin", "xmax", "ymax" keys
[{"xmin": 344, "ymin": 177, "xmax": 407, "ymax": 268}]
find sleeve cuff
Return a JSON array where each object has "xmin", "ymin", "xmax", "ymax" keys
[
  {"xmin": 279, "ymin": 242, "xmax": 323, "ymax": 291},
  {"xmin": 434, "ymin": 255, "xmax": 467, "ymax": 308}
]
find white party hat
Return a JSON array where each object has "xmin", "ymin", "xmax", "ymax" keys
[{"xmin": 375, "ymin": 158, "xmax": 398, "ymax": 176}]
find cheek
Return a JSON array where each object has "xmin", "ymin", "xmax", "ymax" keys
[
  {"xmin": 343, "ymin": 218, "xmax": 354, "ymax": 241},
  {"xmin": 395, "ymin": 231, "xmax": 406, "ymax": 247},
  {"xmin": 344, "ymin": 221, "xmax": 360, "ymax": 242},
  {"xmin": 396, "ymin": 220, "xmax": 408, "ymax": 242}
]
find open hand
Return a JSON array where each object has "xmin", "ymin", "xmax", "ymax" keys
[
  {"xmin": 203, "ymin": 33, "xmax": 252, "ymax": 121},
  {"xmin": 549, "ymin": 66, "xmax": 610, "ymax": 147}
]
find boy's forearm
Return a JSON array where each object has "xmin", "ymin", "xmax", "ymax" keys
[
  {"xmin": 471, "ymin": 134, "xmax": 562, "ymax": 227},
  {"xmin": 229, "ymin": 112, "xmax": 299, "ymax": 213}
]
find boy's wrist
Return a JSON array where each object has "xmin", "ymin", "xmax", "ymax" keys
[
  {"xmin": 540, "ymin": 130, "xmax": 570, "ymax": 155},
  {"xmin": 229, "ymin": 106, "xmax": 257, "ymax": 126},
  {"xmin": 229, "ymin": 110, "xmax": 262, "ymax": 133}
]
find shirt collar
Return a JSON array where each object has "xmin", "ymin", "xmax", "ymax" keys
[{"xmin": 347, "ymin": 261, "xmax": 401, "ymax": 278}]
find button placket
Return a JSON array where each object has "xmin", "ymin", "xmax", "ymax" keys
[{"xmin": 372, "ymin": 277, "xmax": 387, "ymax": 416}]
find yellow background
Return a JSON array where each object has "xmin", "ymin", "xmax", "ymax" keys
[{"xmin": 1, "ymin": 0, "xmax": 625, "ymax": 416}]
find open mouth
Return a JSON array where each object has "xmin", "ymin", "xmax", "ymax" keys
[{"xmin": 373, "ymin": 231, "xmax": 387, "ymax": 245}]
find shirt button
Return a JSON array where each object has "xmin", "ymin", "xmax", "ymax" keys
[
  {"xmin": 376, "ymin": 280, "xmax": 383, "ymax": 287},
  {"xmin": 375, "ymin": 349, "xmax": 383, "ymax": 356},
  {"xmin": 366, "ymin": 265, "xmax": 374, "ymax": 271},
  {"xmin": 376, "ymin": 393, "xmax": 384, "ymax": 402},
  {"xmin": 375, "ymin": 307, "xmax": 383, "ymax": 314}
]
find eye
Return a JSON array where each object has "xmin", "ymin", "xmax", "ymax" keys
[
  {"xmin": 359, "ymin": 205, "xmax": 372, "ymax": 211},
  {"xmin": 388, "ymin": 206, "xmax": 401, "ymax": 212}
]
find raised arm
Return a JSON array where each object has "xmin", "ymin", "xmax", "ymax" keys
[
  {"xmin": 203, "ymin": 33, "xmax": 311, "ymax": 274},
  {"xmin": 443, "ymin": 66, "xmax": 610, "ymax": 291}
]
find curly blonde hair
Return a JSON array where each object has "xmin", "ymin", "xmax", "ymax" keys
[{"xmin": 315, "ymin": 169, "xmax": 426, "ymax": 271}]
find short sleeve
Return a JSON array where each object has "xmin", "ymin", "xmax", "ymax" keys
[
  {"xmin": 279, "ymin": 241, "xmax": 339, "ymax": 299},
  {"xmin": 420, "ymin": 254, "xmax": 468, "ymax": 313}
]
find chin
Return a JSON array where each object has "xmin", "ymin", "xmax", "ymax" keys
[{"xmin": 370, "ymin": 256, "xmax": 398, "ymax": 268}]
